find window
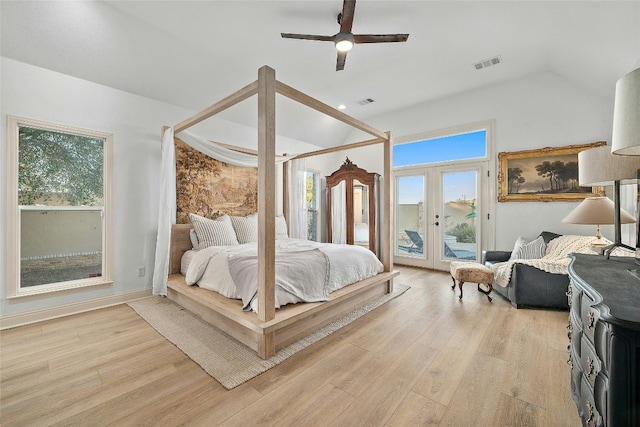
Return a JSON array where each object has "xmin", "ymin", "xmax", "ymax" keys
[
  {"xmin": 305, "ymin": 170, "xmax": 320, "ymax": 241},
  {"xmin": 6, "ymin": 116, "xmax": 113, "ymax": 297},
  {"xmin": 394, "ymin": 130, "xmax": 487, "ymax": 167}
]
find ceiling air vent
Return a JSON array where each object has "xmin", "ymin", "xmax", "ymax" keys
[
  {"xmin": 473, "ymin": 55, "xmax": 502, "ymax": 71},
  {"xmin": 357, "ymin": 98, "xmax": 375, "ymax": 106}
]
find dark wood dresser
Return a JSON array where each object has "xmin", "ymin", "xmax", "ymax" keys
[{"xmin": 567, "ymin": 254, "xmax": 640, "ymax": 427}]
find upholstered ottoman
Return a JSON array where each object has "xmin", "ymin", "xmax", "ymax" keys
[{"xmin": 449, "ymin": 261, "xmax": 494, "ymax": 302}]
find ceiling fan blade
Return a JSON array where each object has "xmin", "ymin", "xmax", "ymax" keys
[
  {"xmin": 281, "ymin": 33, "xmax": 334, "ymax": 42},
  {"xmin": 354, "ymin": 34, "xmax": 409, "ymax": 44},
  {"xmin": 336, "ymin": 51, "xmax": 347, "ymax": 71},
  {"xmin": 339, "ymin": 0, "xmax": 356, "ymax": 33}
]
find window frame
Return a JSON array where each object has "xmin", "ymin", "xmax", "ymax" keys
[{"xmin": 6, "ymin": 116, "xmax": 113, "ymax": 298}]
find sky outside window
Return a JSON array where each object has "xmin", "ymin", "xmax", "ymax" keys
[{"xmin": 394, "ymin": 130, "xmax": 486, "ymax": 167}]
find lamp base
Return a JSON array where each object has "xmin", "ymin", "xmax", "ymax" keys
[{"xmin": 601, "ymin": 242, "xmax": 635, "ymax": 259}]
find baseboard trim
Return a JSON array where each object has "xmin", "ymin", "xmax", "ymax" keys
[{"xmin": 0, "ymin": 288, "xmax": 153, "ymax": 330}]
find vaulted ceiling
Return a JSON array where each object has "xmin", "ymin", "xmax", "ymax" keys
[{"xmin": 2, "ymin": 1, "xmax": 639, "ymax": 147}]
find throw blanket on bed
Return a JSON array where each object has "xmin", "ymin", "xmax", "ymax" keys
[
  {"xmin": 228, "ymin": 249, "xmax": 330, "ymax": 311},
  {"xmin": 183, "ymin": 238, "xmax": 384, "ymax": 312},
  {"xmin": 492, "ymin": 235, "xmax": 602, "ymax": 288}
]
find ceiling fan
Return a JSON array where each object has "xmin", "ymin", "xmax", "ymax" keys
[{"xmin": 281, "ymin": 0, "xmax": 409, "ymax": 71}]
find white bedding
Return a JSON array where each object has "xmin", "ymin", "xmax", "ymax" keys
[{"xmin": 182, "ymin": 238, "xmax": 384, "ymax": 312}]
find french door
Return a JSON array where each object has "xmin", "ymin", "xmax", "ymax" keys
[{"xmin": 395, "ymin": 163, "xmax": 487, "ymax": 271}]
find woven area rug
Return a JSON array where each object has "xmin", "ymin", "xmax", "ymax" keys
[{"xmin": 127, "ymin": 283, "xmax": 409, "ymax": 390}]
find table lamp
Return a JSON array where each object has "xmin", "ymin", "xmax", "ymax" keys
[
  {"xmin": 562, "ymin": 196, "xmax": 635, "ymax": 249},
  {"xmin": 611, "ymin": 67, "xmax": 640, "ymax": 267},
  {"xmin": 578, "ymin": 145, "xmax": 639, "ymax": 257}
]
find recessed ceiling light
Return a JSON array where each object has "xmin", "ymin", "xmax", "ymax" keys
[{"xmin": 338, "ymin": 104, "xmax": 346, "ymax": 110}]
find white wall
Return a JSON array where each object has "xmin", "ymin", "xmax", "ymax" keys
[
  {"xmin": 309, "ymin": 71, "xmax": 628, "ymax": 250},
  {"xmin": 0, "ymin": 58, "xmax": 313, "ymax": 321}
]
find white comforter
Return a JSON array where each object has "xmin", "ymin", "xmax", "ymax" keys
[{"xmin": 183, "ymin": 238, "xmax": 384, "ymax": 312}]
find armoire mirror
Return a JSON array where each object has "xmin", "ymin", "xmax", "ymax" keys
[{"xmin": 326, "ymin": 158, "xmax": 380, "ymax": 255}]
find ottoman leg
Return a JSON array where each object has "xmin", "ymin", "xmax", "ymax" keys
[
  {"xmin": 477, "ymin": 283, "xmax": 493, "ymax": 302},
  {"xmin": 451, "ymin": 276, "xmax": 456, "ymax": 290},
  {"xmin": 458, "ymin": 281, "xmax": 464, "ymax": 299}
]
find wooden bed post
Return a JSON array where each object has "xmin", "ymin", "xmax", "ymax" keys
[
  {"xmin": 383, "ymin": 131, "xmax": 394, "ymax": 292},
  {"xmin": 283, "ymin": 160, "xmax": 290, "ymax": 234},
  {"xmin": 257, "ymin": 66, "xmax": 277, "ymax": 341}
]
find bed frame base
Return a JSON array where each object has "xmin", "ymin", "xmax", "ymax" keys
[{"xmin": 167, "ymin": 270, "xmax": 399, "ymax": 359}]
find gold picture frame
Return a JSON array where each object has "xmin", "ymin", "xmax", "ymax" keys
[{"xmin": 497, "ymin": 141, "xmax": 606, "ymax": 202}]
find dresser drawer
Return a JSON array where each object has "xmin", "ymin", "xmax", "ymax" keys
[
  {"xmin": 568, "ymin": 279, "xmax": 581, "ymax": 315},
  {"xmin": 592, "ymin": 320, "xmax": 610, "ymax": 370},
  {"xmin": 581, "ymin": 335, "xmax": 602, "ymax": 390},
  {"xmin": 581, "ymin": 292, "xmax": 598, "ymax": 342},
  {"xmin": 570, "ymin": 346, "xmax": 582, "ymax": 401},
  {"xmin": 580, "ymin": 377, "xmax": 604, "ymax": 427},
  {"xmin": 568, "ymin": 313, "xmax": 582, "ymax": 357}
]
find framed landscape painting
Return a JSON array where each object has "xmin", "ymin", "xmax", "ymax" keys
[{"xmin": 497, "ymin": 141, "xmax": 606, "ymax": 202}]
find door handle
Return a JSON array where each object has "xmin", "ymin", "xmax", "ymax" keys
[{"xmin": 433, "ymin": 222, "xmax": 439, "ymax": 226}]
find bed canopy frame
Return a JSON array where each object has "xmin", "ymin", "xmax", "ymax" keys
[{"xmin": 163, "ymin": 66, "xmax": 398, "ymax": 359}]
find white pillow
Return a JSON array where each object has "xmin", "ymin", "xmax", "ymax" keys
[
  {"xmin": 509, "ymin": 236, "xmax": 528, "ymax": 260},
  {"xmin": 189, "ymin": 213, "xmax": 239, "ymax": 248},
  {"xmin": 189, "ymin": 229, "xmax": 199, "ymax": 249},
  {"xmin": 512, "ymin": 236, "xmax": 546, "ymax": 260},
  {"xmin": 230, "ymin": 213, "xmax": 258, "ymax": 244},
  {"xmin": 276, "ymin": 215, "xmax": 289, "ymax": 239}
]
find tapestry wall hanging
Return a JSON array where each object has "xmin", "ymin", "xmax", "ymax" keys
[{"xmin": 175, "ymin": 138, "xmax": 258, "ymax": 223}]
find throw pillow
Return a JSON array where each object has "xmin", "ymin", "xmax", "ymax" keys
[
  {"xmin": 230, "ymin": 213, "xmax": 258, "ymax": 244},
  {"xmin": 509, "ymin": 236, "xmax": 528, "ymax": 260},
  {"xmin": 539, "ymin": 231, "xmax": 562, "ymax": 245},
  {"xmin": 189, "ymin": 213, "xmax": 239, "ymax": 248},
  {"xmin": 512, "ymin": 236, "xmax": 546, "ymax": 260},
  {"xmin": 276, "ymin": 215, "xmax": 289, "ymax": 239},
  {"xmin": 189, "ymin": 228, "xmax": 199, "ymax": 249}
]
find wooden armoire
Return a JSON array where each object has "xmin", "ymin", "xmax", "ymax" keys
[{"xmin": 326, "ymin": 158, "xmax": 380, "ymax": 255}]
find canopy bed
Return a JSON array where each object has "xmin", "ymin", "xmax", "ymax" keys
[{"xmin": 153, "ymin": 66, "xmax": 397, "ymax": 359}]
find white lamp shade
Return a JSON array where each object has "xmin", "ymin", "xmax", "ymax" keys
[
  {"xmin": 562, "ymin": 196, "xmax": 636, "ymax": 225},
  {"xmin": 578, "ymin": 145, "xmax": 640, "ymax": 186},
  {"xmin": 611, "ymin": 67, "xmax": 640, "ymax": 156}
]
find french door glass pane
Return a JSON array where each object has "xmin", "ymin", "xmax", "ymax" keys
[
  {"xmin": 397, "ymin": 175, "xmax": 424, "ymax": 255},
  {"xmin": 442, "ymin": 171, "xmax": 477, "ymax": 261},
  {"xmin": 305, "ymin": 171, "xmax": 318, "ymax": 241}
]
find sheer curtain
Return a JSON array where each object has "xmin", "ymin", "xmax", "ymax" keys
[
  {"xmin": 289, "ymin": 158, "xmax": 308, "ymax": 239},
  {"xmin": 152, "ymin": 129, "xmax": 290, "ymax": 295},
  {"xmin": 331, "ymin": 181, "xmax": 347, "ymax": 244}
]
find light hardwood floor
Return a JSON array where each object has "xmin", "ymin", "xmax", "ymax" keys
[{"xmin": 0, "ymin": 266, "xmax": 581, "ymax": 426}]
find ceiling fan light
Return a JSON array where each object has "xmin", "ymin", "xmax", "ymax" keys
[{"xmin": 335, "ymin": 32, "xmax": 354, "ymax": 52}]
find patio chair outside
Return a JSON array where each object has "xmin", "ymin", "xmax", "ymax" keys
[
  {"xmin": 403, "ymin": 230, "xmax": 424, "ymax": 254},
  {"xmin": 402, "ymin": 229, "xmax": 476, "ymax": 260}
]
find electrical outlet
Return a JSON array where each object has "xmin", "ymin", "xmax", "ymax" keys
[{"xmin": 137, "ymin": 267, "xmax": 145, "ymax": 277}]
